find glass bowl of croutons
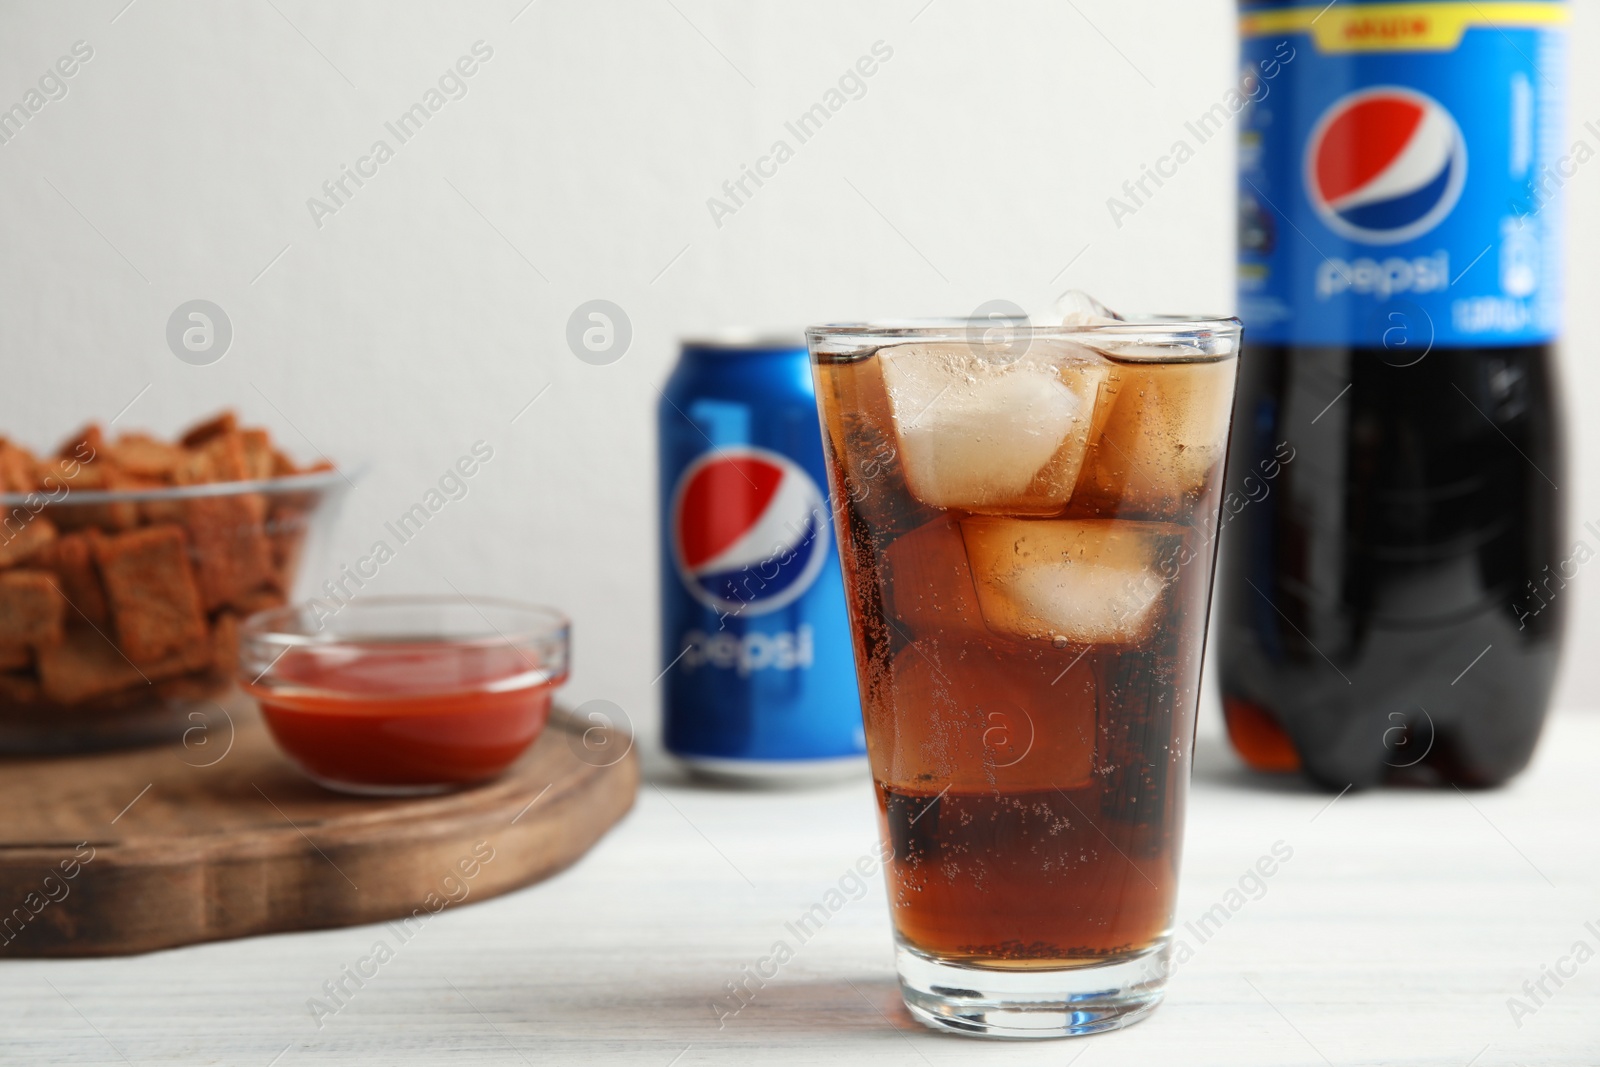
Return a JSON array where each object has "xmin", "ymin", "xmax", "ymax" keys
[{"xmin": 0, "ymin": 411, "xmax": 349, "ymax": 753}]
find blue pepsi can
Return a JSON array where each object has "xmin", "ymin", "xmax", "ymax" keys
[{"xmin": 658, "ymin": 334, "xmax": 866, "ymax": 783}]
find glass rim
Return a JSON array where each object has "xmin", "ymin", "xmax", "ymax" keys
[
  {"xmin": 239, "ymin": 594, "xmax": 570, "ymax": 652},
  {"xmin": 806, "ymin": 315, "xmax": 1241, "ymax": 341},
  {"xmin": 0, "ymin": 466, "xmax": 352, "ymax": 508}
]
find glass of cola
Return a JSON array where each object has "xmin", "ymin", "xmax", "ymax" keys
[{"xmin": 808, "ymin": 310, "xmax": 1240, "ymax": 1038}]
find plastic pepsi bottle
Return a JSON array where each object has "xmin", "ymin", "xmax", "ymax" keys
[{"xmin": 1219, "ymin": 1, "xmax": 1567, "ymax": 789}]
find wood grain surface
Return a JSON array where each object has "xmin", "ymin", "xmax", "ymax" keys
[{"xmin": 0, "ymin": 700, "xmax": 638, "ymax": 957}]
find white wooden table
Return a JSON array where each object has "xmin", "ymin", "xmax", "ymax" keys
[{"xmin": 4, "ymin": 707, "xmax": 1597, "ymax": 1066}]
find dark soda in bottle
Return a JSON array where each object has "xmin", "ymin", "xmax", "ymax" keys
[{"xmin": 1220, "ymin": 2, "xmax": 1568, "ymax": 789}]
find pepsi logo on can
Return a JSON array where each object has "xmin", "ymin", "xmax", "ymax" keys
[
  {"xmin": 1304, "ymin": 87, "xmax": 1467, "ymax": 245},
  {"xmin": 670, "ymin": 448, "xmax": 830, "ymax": 618}
]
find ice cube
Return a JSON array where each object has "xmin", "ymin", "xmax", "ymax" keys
[
  {"xmin": 960, "ymin": 517, "xmax": 1186, "ymax": 644},
  {"xmin": 1076, "ymin": 359, "xmax": 1235, "ymax": 519},
  {"xmin": 1055, "ymin": 289, "xmax": 1124, "ymax": 327},
  {"xmin": 883, "ymin": 515, "xmax": 986, "ymax": 637},
  {"xmin": 815, "ymin": 353, "xmax": 938, "ymax": 539},
  {"xmin": 879, "ymin": 343, "xmax": 1107, "ymax": 512},
  {"xmin": 886, "ymin": 636, "xmax": 1096, "ymax": 792}
]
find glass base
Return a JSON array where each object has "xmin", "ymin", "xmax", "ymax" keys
[{"xmin": 895, "ymin": 941, "xmax": 1169, "ymax": 1039}]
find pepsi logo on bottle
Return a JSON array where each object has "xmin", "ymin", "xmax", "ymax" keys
[
  {"xmin": 670, "ymin": 448, "xmax": 829, "ymax": 617},
  {"xmin": 1238, "ymin": 1, "xmax": 1565, "ymax": 346},
  {"xmin": 1304, "ymin": 87, "xmax": 1467, "ymax": 245},
  {"xmin": 657, "ymin": 335, "xmax": 866, "ymax": 781}
]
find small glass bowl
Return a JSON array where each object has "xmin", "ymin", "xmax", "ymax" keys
[
  {"xmin": 238, "ymin": 596, "xmax": 570, "ymax": 795},
  {"xmin": 0, "ymin": 470, "xmax": 348, "ymax": 754}
]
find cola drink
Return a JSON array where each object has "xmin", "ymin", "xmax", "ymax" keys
[
  {"xmin": 809, "ymin": 316, "xmax": 1239, "ymax": 1037},
  {"xmin": 1218, "ymin": 350, "xmax": 1563, "ymax": 788}
]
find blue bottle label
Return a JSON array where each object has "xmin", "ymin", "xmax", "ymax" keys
[{"xmin": 1239, "ymin": 2, "xmax": 1567, "ymax": 347}]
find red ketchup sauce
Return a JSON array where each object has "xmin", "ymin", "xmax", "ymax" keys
[{"xmin": 247, "ymin": 641, "xmax": 564, "ymax": 790}]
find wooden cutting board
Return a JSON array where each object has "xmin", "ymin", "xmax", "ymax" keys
[{"xmin": 0, "ymin": 699, "xmax": 638, "ymax": 957}]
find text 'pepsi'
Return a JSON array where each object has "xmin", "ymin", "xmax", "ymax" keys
[
  {"xmin": 658, "ymin": 335, "xmax": 866, "ymax": 782},
  {"xmin": 678, "ymin": 625, "xmax": 815, "ymax": 677}
]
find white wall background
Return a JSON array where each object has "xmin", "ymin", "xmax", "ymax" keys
[{"xmin": 2, "ymin": 1, "xmax": 1596, "ymax": 766}]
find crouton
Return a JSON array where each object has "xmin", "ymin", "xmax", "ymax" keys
[
  {"xmin": 40, "ymin": 458, "xmax": 139, "ymax": 531},
  {"xmin": 185, "ymin": 495, "xmax": 275, "ymax": 611},
  {"xmin": 139, "ymin": 496, "xmax": 186, "ymax": 526},
  {"xmin": 0, "ymin": 515, "xmax": 57, "ymax": 568},
  {"xmin": 179, "ymin": 411, "xmax": 238, "ymax": 449},
  {"xmin": 0, "ymin": 570, "xmax": 65, "ymax": 647},
  {"xmin": 0, "ymin": 441, "xmax": 40, "ymax": 492},
  {"xmin": 168, "ymin": 435, "xmax": 275, "ymax": 609},
  {"xmin": 201, "ymin": 432, "xmax": 250, "ymax": 482},
  {"xmin": 107, "ymin": 433, "xmax": 187, "ymax": 481},
  {"xmin": 57, "ymin": 424, "xmax": 106, "ymax": 464},
  {"xmin": 92, "ymin": 525, "xmax": 208, "ymax": 664},
  {"xmin": 36, "ymin": 628, "xmax": 209, "ymax": 705},
  {"xmin": 39, "ymin": 456, "xmax": 106, "ymax": 492},
  {"xmin": 47, "ymin": 530, "xmax": 109, "ymax": 627},
  {"xmin": 35, "ymin": 630, "xmax": 140, "ymax": 703},
  {"xmin": 240, "ymin": 429, "xmax": 276, "ymax": 481},
  {"xmin": 174, "ymin": 430, "xmax": 251, "ymax": 486}
]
